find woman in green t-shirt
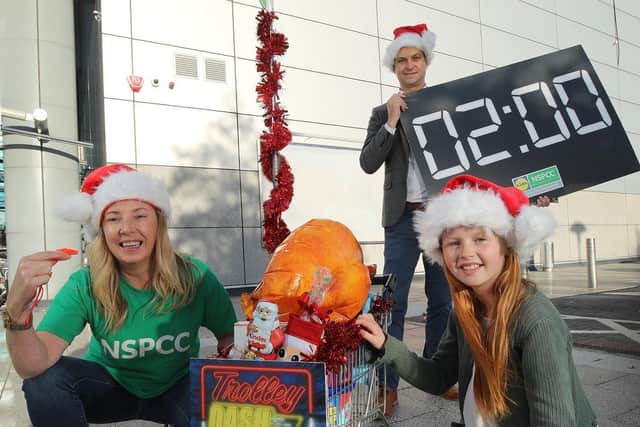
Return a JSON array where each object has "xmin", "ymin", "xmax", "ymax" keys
[{"xmin": 3, "ymin": 164, "xmax": 237, "ymax": 427}]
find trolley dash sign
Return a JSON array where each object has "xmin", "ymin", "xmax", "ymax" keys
[{"xmin": 190, "ymin": 359, "xmax": 327, "ymax": 427}]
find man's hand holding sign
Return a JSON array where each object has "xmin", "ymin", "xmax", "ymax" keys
[{"xmin": 400, "ymin": 45, "xmax": 639, "ymax": 198}]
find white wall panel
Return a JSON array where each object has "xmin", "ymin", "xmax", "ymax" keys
[
  {"xmin": 589, "ymin": 176, "xmax": 627, "ymax": 193},
  {"xmin": 231, "ymin": 2, "xmax": 259, "ymax": 60},
  {"xmin": 134, "ymin": 103, "xmax": 239, "ymax": 169},
  {"xmin": 627, "ymin": 194, "xmax": 640, "ymax": 225},
  {"xmin": 101, "ymin": 0, "xmax": 131, "ymax": 37},
  {"xmin": 566, "ymin": 191, "xmax": 628, "ymax": 225},
  {"xmin": 131, "ymin": 0, "xmax": 233, "ymax": 55},
  {"xmin": 102, "ymin": 35, "xmax": 133, "ymax": 101},
  {"xmin": 481, "ymin": 26, "xmax": 553, "ymax": 68},
  {"xmin": 274, "ymin": 0, "xmax": 378, "ymax": 35},
  {"xmin": 242, "ymin": 227, "xmax": 268, "ymax": 284},
  {"xmin": 409, "ymin": 0, "xmax": 480, "ymax": 21},
  {"xmin": 556, "ymin": 0, "xmax": 615, "ymax": 35},
  {"xmin": 618, "ymin": 41, "xmax": 640, "ymax": 75},
  {"xmin": 424, "ymin": 54, "xmax": 484, "ymax": 87},
  {"xmin": 480, "ymin": 0, "xmax": 557, "ymax": 48},
  {"xmin": 614, "ymin": 0, "xmax": 640, "ymax": 17},
  {"xmin": 280, "ymin": 68, "xmax": 380, "ymax": 129},
  {"xmin": 619, "ymin": 70, "xmax": 640, "ymax": 105},
  {"xmin": 624, "ymin": 134, "xmax": 640, "ymax": 195},
  {"xmin": 237, "ymin": 114, "xmax": 260, "ymax": 171},
  {"xmin": 556, "ymin": 17, "xmax": 618, "ymax": 67},
  {"xmin": 132, "ymin": 40, "xmax": 236, "ymax": 112},
  {"xmin": 169, "ymin": 227, "xmax": 244, "ymax": 285},
  {"xmin": 569, "ymin": 225, "xmax": 633, "ymax": 259},
  {"xmin": 240, "ymin": 171, "xmax": 261, "ymax": 228},
  {"xmin": 234, "ymin": 3, "xmax": 379, "ymax": 82},
  {"xmin": 104, "ymin": 99, "xmax": 136, "ymax": 164},
  {"xmin": 617, "ymin": 9, "xmax": 640, "ymax": 45},
  {"xmin": 289, "ymin": 120, "xmax": 366, "ymax": 146},
  {"xmin": 627, "ymin": 224, "xmax": 640, "ymax": 257},
  {"xmin": 234, "ymin": 1, "xmax": 380, "ymax": 38},
  {"xmin": 544, "ymin": 226, "xmax": 571, "ymax": 266},
  {"xmin": 280, "ymin": 143, "xmax": 383, "ymax": 242},
  {"xmin": 378, "ymin": 0, "xmax": 483, "ymax": 63},
  {"xmin": 616, "ymin": 99, "xmax": 640, "ymax": 135},
  {"xmin": 277, "ymin": 15, "xmax": 379, "ymax": 82},
  {"xmin": 592, "ymin": 62, "xmax": 620, "ymax": 100},
  {"xmin": 235, "ymin": 59, "xmax": 262, "ymax": 117},
  {"xmin": 520, "ymin": 0, "xmax": 555, "ymax": 14},
  {"xmin": 138, "ymin": 165, "xmax": 242, "ymax": 228}
]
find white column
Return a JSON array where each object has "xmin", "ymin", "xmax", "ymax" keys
[{"xmin": 1, "ymin": 0, "xmax": 82, "ymax": 299}]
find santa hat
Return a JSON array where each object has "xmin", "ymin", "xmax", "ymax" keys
[
  {"xmin": 58, "ymin": 164, "xmax": 171, "ymax": 240},
  {"xmin": 414, "ymin": 174, "xmax": 556, "ymax": 265},
  {"xmin": 383, "ymin": 23, "xmax": 436, "ymax": 71}
]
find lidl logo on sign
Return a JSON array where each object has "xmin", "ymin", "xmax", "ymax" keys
[{"xmin": 512, "ymin": 166, "xmax": 564, "ymax": 198}]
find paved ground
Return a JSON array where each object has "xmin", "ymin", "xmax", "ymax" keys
[
  {"xmin": 552, "ymin": 285, "xmax": 640, "ymax": 357},
  {"xmin": 1, "ymin": 261, "xmax": 639, "ymax": 426}
]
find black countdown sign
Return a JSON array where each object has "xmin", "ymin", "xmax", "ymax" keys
[{"xmin": 400, "ymin": 45, "xmax": 639, "ymax": 199}]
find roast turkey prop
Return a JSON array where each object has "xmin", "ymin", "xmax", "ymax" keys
[{"xmin": 240, "ymin": 219, "xmax": 371, "ymax": 322}]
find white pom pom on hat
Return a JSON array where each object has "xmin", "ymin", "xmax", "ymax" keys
[
  {"xmin": 383, "ymin": 23, "xmax": 436, "ymax": 71},
  {"xmin": 58, "ymin": 164, "xmax": 171, "ymax": 240},
  {"xmin": 413, "ymin": 174, "xmax": 556, "ymax": 265}
]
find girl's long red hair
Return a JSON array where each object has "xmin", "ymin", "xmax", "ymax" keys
[{"xmin": 444, "ymin": 251, "xmax": 531, "ymax": 422}]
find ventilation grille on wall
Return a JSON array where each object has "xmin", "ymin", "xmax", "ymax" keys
[
  {"xmin": 175, "ymin": 53, "xmax": 198, "ymax": 78},
  {"xmin": 205, "ymin": 58, "xmax": 226, "ymax": 82}
]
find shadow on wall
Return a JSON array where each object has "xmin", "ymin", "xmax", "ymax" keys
[
  {"xmin": 160, "ymin": 110, "xmax": 268, "ymax": 288},
  {"xmin": 570, "ymin": 222, "xmax": 587, "ymax": 263}
]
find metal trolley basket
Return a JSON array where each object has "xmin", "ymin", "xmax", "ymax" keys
[{"xmin": 326, "ymin": 274, "xmax": 396, "ymax": 427}]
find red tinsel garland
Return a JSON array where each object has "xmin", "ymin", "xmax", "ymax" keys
[
  {"xmin": 312, "ymin": 295, "xmax": 393, "ymax": 373},
  {"xmin": 256, "ymin": 9, "xmax": 294, "ymax": 254}
]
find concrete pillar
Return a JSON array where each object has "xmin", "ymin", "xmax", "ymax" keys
[{"xmin": 1, "ymin": 0, "xmax": 82, "ymax": 299}]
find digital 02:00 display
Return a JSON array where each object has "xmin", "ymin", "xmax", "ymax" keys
[{"xmin": 400, "ymin": 45, "xmax": 639, "ymax": 198}]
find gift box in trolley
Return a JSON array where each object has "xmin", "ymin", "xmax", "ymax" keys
[{"xmin": 325, "ymin": 273, "xmax": 396, "ymax": 427}]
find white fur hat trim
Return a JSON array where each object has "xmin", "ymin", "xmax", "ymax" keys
[
  {"xmin": 383, "ymin": 28, "xmax": 436, "ymax": 71},
  {"xmin": 414, "ymin": 188, "xmax": 556, "ymax": 265}
]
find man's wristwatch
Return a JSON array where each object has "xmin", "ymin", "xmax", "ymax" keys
[{"xmin": 1, "ymin": 308, "xmax": 32, "ymax": 331}]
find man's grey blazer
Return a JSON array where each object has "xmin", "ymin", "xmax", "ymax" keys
[{"xmin": 360, "ymin": 103, "xmax": 411, "ymax": 228}]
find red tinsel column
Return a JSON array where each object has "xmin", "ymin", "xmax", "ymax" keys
[{"xmin": 256, "ymin": 8, "xmax": 294, "ymax": 254}]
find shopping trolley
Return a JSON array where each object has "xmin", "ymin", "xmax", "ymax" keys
[{"xmin": 326, "ymin": 274, "xmax": 396, "ymax": 427}]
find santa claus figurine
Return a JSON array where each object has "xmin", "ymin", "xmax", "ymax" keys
[{"xmin": 246, "ymin": 300, "xmax": 284, "ymax": 360}]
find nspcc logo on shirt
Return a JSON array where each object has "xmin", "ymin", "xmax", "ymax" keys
[{"xmin": 101, "ymin": 332, "xmax": 191, "ymax": 359}]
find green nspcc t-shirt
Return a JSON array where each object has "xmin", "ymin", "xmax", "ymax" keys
[{"xmin": 37, "ymin": 257, "xmax": 237, "ymax": 398}]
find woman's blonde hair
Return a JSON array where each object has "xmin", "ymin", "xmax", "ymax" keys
[
  {"xmin": 443, "ymin": 245, "xmax": 531, "ymax": 422},
  {"xmin": 87, "ymin": 210, "xmax": 199, "ymax": 333}
]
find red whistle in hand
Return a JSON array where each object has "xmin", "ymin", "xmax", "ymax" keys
[{"xmin": 56, "ymin": 248, "xmax": 79, "ymax": 256}]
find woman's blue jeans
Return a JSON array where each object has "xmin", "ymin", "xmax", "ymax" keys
[
  {"xmin": 22, "ymin": 356, "xmax": 189, "ymax": 427},
  {"xmin": 382, "ymin": 206, "xmax": 452, "ymax": 390}
]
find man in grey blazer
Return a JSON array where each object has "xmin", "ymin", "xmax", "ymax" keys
[{"xmin": 360, "ymin": 23, "xmax": 454, "ymax": 417}]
